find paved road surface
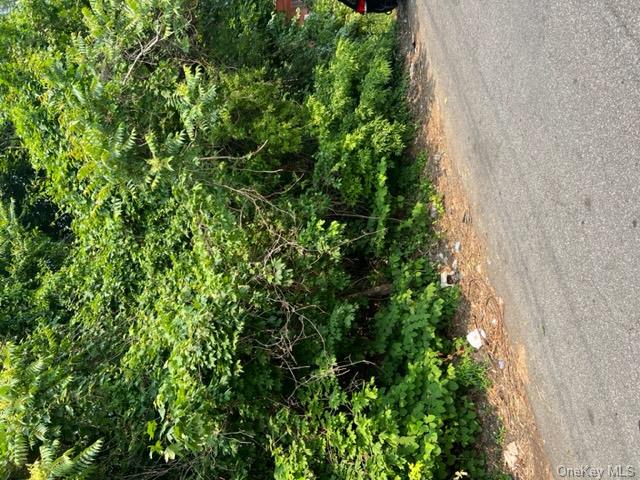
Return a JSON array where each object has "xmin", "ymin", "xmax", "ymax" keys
[{"xmin": 407, "ymin": 0, "xmax": 640, "ymax": 475}]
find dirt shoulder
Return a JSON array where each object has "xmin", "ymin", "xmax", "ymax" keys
[{"xmin": 397, "ymin": 9, "xmax": 553, "ymax": 479}]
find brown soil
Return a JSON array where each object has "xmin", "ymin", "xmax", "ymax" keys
[{"xmin": 397, "ymin": 10, "xmax": 553, "ymax": 480}]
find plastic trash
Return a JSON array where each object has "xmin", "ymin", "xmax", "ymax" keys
[
  {"xmin": 440, "ymin": 271, "xmax": 454, "ymax": 288},
  {"xmin": 466, "ymin": 328, "xmax": 486, "ymax": 349},
  {"xmin": 504, "ymin": 442, "xmax": 518, "ymax": 469}
]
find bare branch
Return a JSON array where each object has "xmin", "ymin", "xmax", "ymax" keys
[
  {"xmin": 199, "ymin": 140, "xmax": 268, "ymax": 162},
  {"xmin": 124, "ymin": 33, "xmax": 161, "ymax": 84}
]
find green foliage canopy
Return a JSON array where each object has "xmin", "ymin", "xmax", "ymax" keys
[{"xmin": 0, "ymin": 0, "xmax": 489, "ymax": 478}]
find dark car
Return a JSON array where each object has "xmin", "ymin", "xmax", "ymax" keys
[{"xmin": 337, "ymin": 0, "xmax": 397, "ymax": 14}]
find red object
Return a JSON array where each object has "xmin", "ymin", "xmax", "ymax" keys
[
  {"xmin": 275, "ymin": 0, "xmax": 309, "ymax": 22},
  {"xmin": 355, "ymin": 0, "xmax": 366, "ymax": 13}
]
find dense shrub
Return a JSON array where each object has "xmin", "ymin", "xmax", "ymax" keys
[{"xmin": 0, "ymin": 0, "xmax": 488, "ymax": 478}]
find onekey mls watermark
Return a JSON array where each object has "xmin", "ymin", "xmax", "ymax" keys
[{"xmin": 557, "ymin": 465, "xmax": 636, "ymax": 478}]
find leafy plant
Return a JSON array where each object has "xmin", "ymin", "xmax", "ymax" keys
[{"xmin": 0, "ymin": 0, "xmax": 491, "ymax": 478}]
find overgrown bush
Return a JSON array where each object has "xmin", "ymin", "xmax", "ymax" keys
[{"xmin": 0, "ymin": 0, "xmax": 488, "ymax": 478}]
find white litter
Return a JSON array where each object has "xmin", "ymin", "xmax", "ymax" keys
[
  {"xmin": 440, "ymin": 271, "xmax": 454, "ymax": 288},
  {"xmin": 504, "ymin": 442, "xmax": 519, "ymax": 469},
  {"xmin": 466, "ymin": 328, "xmax": 486, "ymax": 349},
  {"xmin": 453, "ymin": 241, "xmax": 461, "ymax": 252},
  {"xmin": 498, "ymin": 359, "xmax": 506, "ymax": 370}
]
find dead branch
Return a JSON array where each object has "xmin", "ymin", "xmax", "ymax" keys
[
  {"xmin": 124, "ymin": 33, "xmax": 161, "ymax": 84},
  {"xmin": 199, "ymin": 140, "xmax": 268, "ymax": 162}
]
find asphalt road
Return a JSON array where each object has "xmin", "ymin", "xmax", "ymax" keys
[{"xmin": 406, "ymin": 0, "xmax": 640, "ymax": 475}]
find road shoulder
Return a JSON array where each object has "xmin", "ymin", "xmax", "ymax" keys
[{"xmin": 398, "ymin": 8, "xmax": 553, "ymax": 478}]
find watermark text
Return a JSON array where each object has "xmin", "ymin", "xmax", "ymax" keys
[{"xmin": 557, "ymin": 465, "xmax": 636, "ymax": 479}]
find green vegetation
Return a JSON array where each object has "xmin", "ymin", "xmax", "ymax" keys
[{"xmin": 0, "ymin": 0, "xmax": 489, "ymax": 478}]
